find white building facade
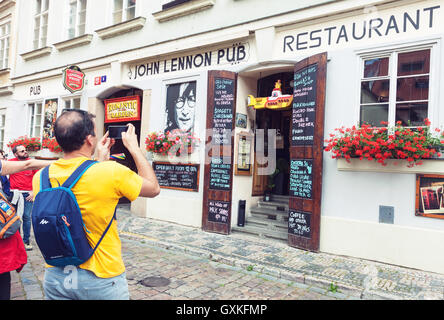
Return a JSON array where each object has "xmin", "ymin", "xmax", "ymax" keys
[{"xmin": 8, "ymin": 0, "xmax": 444, "ymax": 274}]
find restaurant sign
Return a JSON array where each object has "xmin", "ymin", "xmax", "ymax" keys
[
  {"xmin": 63, "ymin": 66, "xmax": 85, "ymax": 93},
  {"xmin": 104, "ymin": 95, "xmax": 141, "ymax": 123}
]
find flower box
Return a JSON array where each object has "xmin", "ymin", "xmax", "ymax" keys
[{"xmin": 337, "ymin": 158, "xmax": 444, "ymax": 175}]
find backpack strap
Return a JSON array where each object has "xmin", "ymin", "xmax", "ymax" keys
[
  {"xmin": 40, "ymin": 165, "xmax": 52, "ymax": 190},
  {"xmin": 89, "ymin": 207, "xmax": 117, "ymax": 256},
  {"xmin": 62, "ymin": 160, "xmax": 97, "ymax": 189}
]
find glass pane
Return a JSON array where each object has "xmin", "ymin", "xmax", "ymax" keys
[
  {"xmin": 114, "ymin": 0, "xmax": 123, "ymax": 11},
  {"xmin": 360, "ymin": 104, "xmax": 388, "ymax": 127},
  {"xmin": 126, "ymin": 7, "xmax": 135, "ymax": 20},
  {"xmin": 113, "ymin": 11, "xmax": 122, "ymax": 24},
  {"xmin": 397, "ymin": 76, "xmax": 429, "ymax": 102},
  {"xmin": 35, "ymin": 115, "xmax": 42, "ymax": 126},
  {"xmin": 65, "ymin": 100, "xmax": 71, "ymax": 109},
  {"xmin": 69, "ymin": 2, "xmax": 77, "ymax": 29},
  {"xmin": 398, "ymin": 49, "xmax": 430, "ymax": 76},
  {"xmin": 36, "ymin": 0, "xmax": 42, "ymax": 14},
  {"xmin": 68, "ymin": 28, "xmax": 75, "ymax": 39},
  {"xmin": 43, "ymin": 0, "xmax": 49, "ymax": 12},
  {"xmin": 395, "ymin": 102, "xmax": 428, "ymax": 127},
  {"xmin": 361, "ymin": 80, "xmax": 390, "ymax": 103},
  {"xmin": 80, "ymin": 0, "xmax": 87, "ymax": 10},
  {"xmin": 36, "ymin": 103, "xmax": 42, "ymax": 114},
  {"xmin": 363, "ymin": 57, "xmax": 389, "ymax": 78},
  {"xmin": 78, "ymin": 24, "xmax": 85, "ymax": 36},
  {"xmin": 73, "ymin": 98, "xmax": 81, "ymax": 108}
]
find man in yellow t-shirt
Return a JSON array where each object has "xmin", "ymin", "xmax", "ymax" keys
[{"xmin": 32, "ymin": 109, "xmax": 160, "ymax": 300}]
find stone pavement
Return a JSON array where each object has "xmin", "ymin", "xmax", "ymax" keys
[{"xmin": 9, "ymin": 208, "xmax": 444, "ymax": 300}]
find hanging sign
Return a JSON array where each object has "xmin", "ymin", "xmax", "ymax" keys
[
  {"xmin": 104, "ymin": 95, "xmax": 141, "ymax": 123},
  {"xmin": 62, "ymin": 66, "xmax": 85, "ymax": 93},
  {"xmin": 247, "ymin": 80, "xmax": 293, "ymax": 110}
]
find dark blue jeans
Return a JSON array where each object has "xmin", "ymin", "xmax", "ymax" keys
[{"xmin": 21, "ymin": 192, "xmax": 33, "ymax": 244}]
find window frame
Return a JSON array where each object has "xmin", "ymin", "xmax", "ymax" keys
[
  {"xmin": 62, "ymin": 96, "xmax": 81, "ymax": 111},
  {"xmin": 0, "ymin": 109, "xmax": 6, "ymax": 151},
  {"xmin": 28, "ymin": 101, "xmax": 44, "ymax": 138},
  {"xmin": 356, "ymin": 40, "xmax": 440, "ymax": 129},
  {"xmin": 67, "ymin": 0, "xmax": 87, "ymax": 40},
  {"xmin": 33, "ymin": 0, "xmax": 49, "ymax": 50},
  {"xmin": 112, "ymin": 0, "xmax": 136, "ymax": 25},
  {"xmin": 0, "ymin": 21, "xmax": 10, "ymax": 70}
]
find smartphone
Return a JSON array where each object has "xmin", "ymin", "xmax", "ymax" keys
[{"xmin": 108, "ymin": 125, "xmax": 128, "ymax": 139}]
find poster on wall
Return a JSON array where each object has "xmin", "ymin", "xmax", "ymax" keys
[
  {"xmin": 164, "ymin": 81, "xmax": 196, "ymax": 134},
  {"xmin": 416, "ymin": 174, "xmax": 444, "ymax": 217},
  {"xmin": 42, "ymin": 99, "xmax": 58, "ymax": 139}
]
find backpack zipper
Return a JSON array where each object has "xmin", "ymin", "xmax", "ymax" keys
[{"xmin": 60, "ymin": 215, "xmax": 77, "ymax": 257}]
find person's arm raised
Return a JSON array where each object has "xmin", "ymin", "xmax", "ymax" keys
[
  {"xmin": 121, "ymin": 124, "xmax": 160, "ymax": 198},
  {"xmin": 0, "ymin": 159, "xmax": 54, "ymax": 176}
]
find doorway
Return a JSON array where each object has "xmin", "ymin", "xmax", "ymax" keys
[
  {"xmin": 252, "ymin": 72, "xmax": 293, "ymax": 197},
  {"xmin": 103, "ymin": 88, "xmax": 143, "ymax": 204}
]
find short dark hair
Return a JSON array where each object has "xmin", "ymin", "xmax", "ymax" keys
[
  {"xmin": 12, "ymin": 145, "xmax": 23, "ymax": 154},
  {"xmin": 54, "ymin": 109, "xmax": 96, "ymax": 153}
]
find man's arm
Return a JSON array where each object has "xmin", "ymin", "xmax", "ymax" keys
[
  {"xmin": 121, "ymin": 124, "xmax": 160, "ymax": 198},
  {"xmin": 1, "ymin": 159, "xmax": 53, "ymax": 176}
]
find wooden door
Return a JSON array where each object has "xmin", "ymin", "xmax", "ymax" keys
[
  {"xmin": 288, "ymin": 52, "xmax": 327, "ymax": 252},
  {"xmin": 202, "ymin": 70, "xmax": 237, "ymax": 235}
]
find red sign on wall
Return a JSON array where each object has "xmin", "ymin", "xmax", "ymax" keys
[
  {"xmin": 63, "ymin": 66, "xmax": 85, "ymax": 93},
  {"xmin": 104, "ymin": 96, "xmax": 141, "ymax": 123}
]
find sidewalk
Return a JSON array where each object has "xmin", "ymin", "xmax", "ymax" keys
[{"xmin": 117, "ymin": 208, "xmax": 444, "ymax": 300}]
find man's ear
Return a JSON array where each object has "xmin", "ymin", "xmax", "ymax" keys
[{"xmin": 85, "ymin": 134, "xmax": 95, "ymax": 146}]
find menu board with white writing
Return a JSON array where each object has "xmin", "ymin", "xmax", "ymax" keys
[
  {"xmin": 153, "ymin": 162, "xmax": 199, "ymax": 192},
  {"xmin": 292, "ymin": 64, "xmax": 317, "ymax": 145},
  {"xmin": 208, "ymin": 200, "xmax": 230, "ymax": 224},
  {"xmin": 212, "ymin": 78, "xmax": 235, "ymax": 145},
  {"xmin": 288, "ymin": 210, "xmax": 311, "ymax": 238},
  {"xmin": 289, "ymin": 159, "xmax": 313, "ymax": 199},
  {"xmin": 209, "ymin": 156, "xmax": 232, "ymax": 190}
]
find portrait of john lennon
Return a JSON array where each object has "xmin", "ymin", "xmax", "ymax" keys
[{"xmin": 164, "ymin": 81, "xmax": 196, "ymax": 133}]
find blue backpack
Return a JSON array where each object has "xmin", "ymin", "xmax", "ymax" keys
[{"xmin": 32, "ymin": 160, "xmax": 115, "ymax": 267}]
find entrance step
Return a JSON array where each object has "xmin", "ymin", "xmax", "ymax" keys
[
  {"xmin": 232, "ymin": 224, "xmax": 288, "ymax": 241},
  {"xmin": 232, "ymin": 196, "xmax": 289, "ymax": 241},
  {"xmin": 250, "ymin": 206, "xmax": 288, "ymax": 222}
]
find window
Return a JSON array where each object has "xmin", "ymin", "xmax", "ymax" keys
[
  {"xmin": 162, "ymin": 0, "xmax": 192, "ymax": 10},
  {"xmin": 63, "ymin": 97, "xmax": 81, "ymax": 109},
  {"xmin": 34, "ymin": 0, "xmax": 49, "ymax": 49},
  {"xmin": 0, "ymin": 22, "xmax": 10, "ymax": 69},
  {"xmin": 360, "ymin": 48, "xmax": 431, "ymax": 127},
  {"xmin": 0, "ymin": 112, "xmax": 5, "ymax": 150},
  {"xmin": 113, "ymin": 0, "xmax": 135, "ymax": 24},
  {"xmin": 28, "ymin": 102, "xmax": 43, "ymax": 137},
  {"xmin": 68, "ymin": 0, "xmax": 87, "ymax": 39}
]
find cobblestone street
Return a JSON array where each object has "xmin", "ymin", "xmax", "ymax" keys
[{"xmin": 10, "ymin": 234, "xmax": 354, "ymax": 300}]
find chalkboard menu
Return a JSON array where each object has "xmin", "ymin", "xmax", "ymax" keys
[
  {"xmin": 208, "ymin": 200, "xmax": 230, "ymax": 224},
  {"xmin": 153, "ymin": 162, "xmax": 199, "ymax": 192},
  {"xmin": 292, "ymin": 64, "xmax": 317, "ymax": 145},
  {"xmin": 212, "ymin": 78, "xmax": 235, "ymax": 145},
  {"xmin": 288, "ymin": 210, "xmax": 311, "ymax": 238},
  {"xmin": 289, "ymin": 159, "xmax": 313, "ymax": 199},
  {"xmin": 209, "ymin": 156, "xmax": 232, "ymax": 190}
]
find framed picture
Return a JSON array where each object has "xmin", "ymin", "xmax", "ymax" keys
[
  {"xmin": 164, "ymin": 81, "xmax": 196, "ymax": 133},
  {"xmin": 235, "ymin": 113, "xmax": 247, "ymax": 129},
  {"xmin": 416, "ymin": 174, "xmax": 444, "ymax": 218},
  {"xmin": 235, "ymin": 132, "xmax": 253, "ymax": 176}
]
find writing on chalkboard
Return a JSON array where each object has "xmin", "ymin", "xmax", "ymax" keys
[
  {"xmin": 289, "ymin": 159, "xmax": 312, "ymax": 199},
  {"xmin": 292, "ymin": 64, "xmax": 317, "ymax": 145},
  {"xmin": 208, "ymin": 200, "xmax": 230, "ymax": 224},
  {"xmin": 288, "ymin": 210, "xmax": 311, "ymax": 238},
  {"xmin": 213, "ymin": 78, "xmax": 234, "ymax": 145},
  {"xmin": 153, "ymin": 162, "xmax": 199, "ymax": 192},
  {"xmin": 209, "ymin": 156, "xmax": 232, "ymax": 190}
]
